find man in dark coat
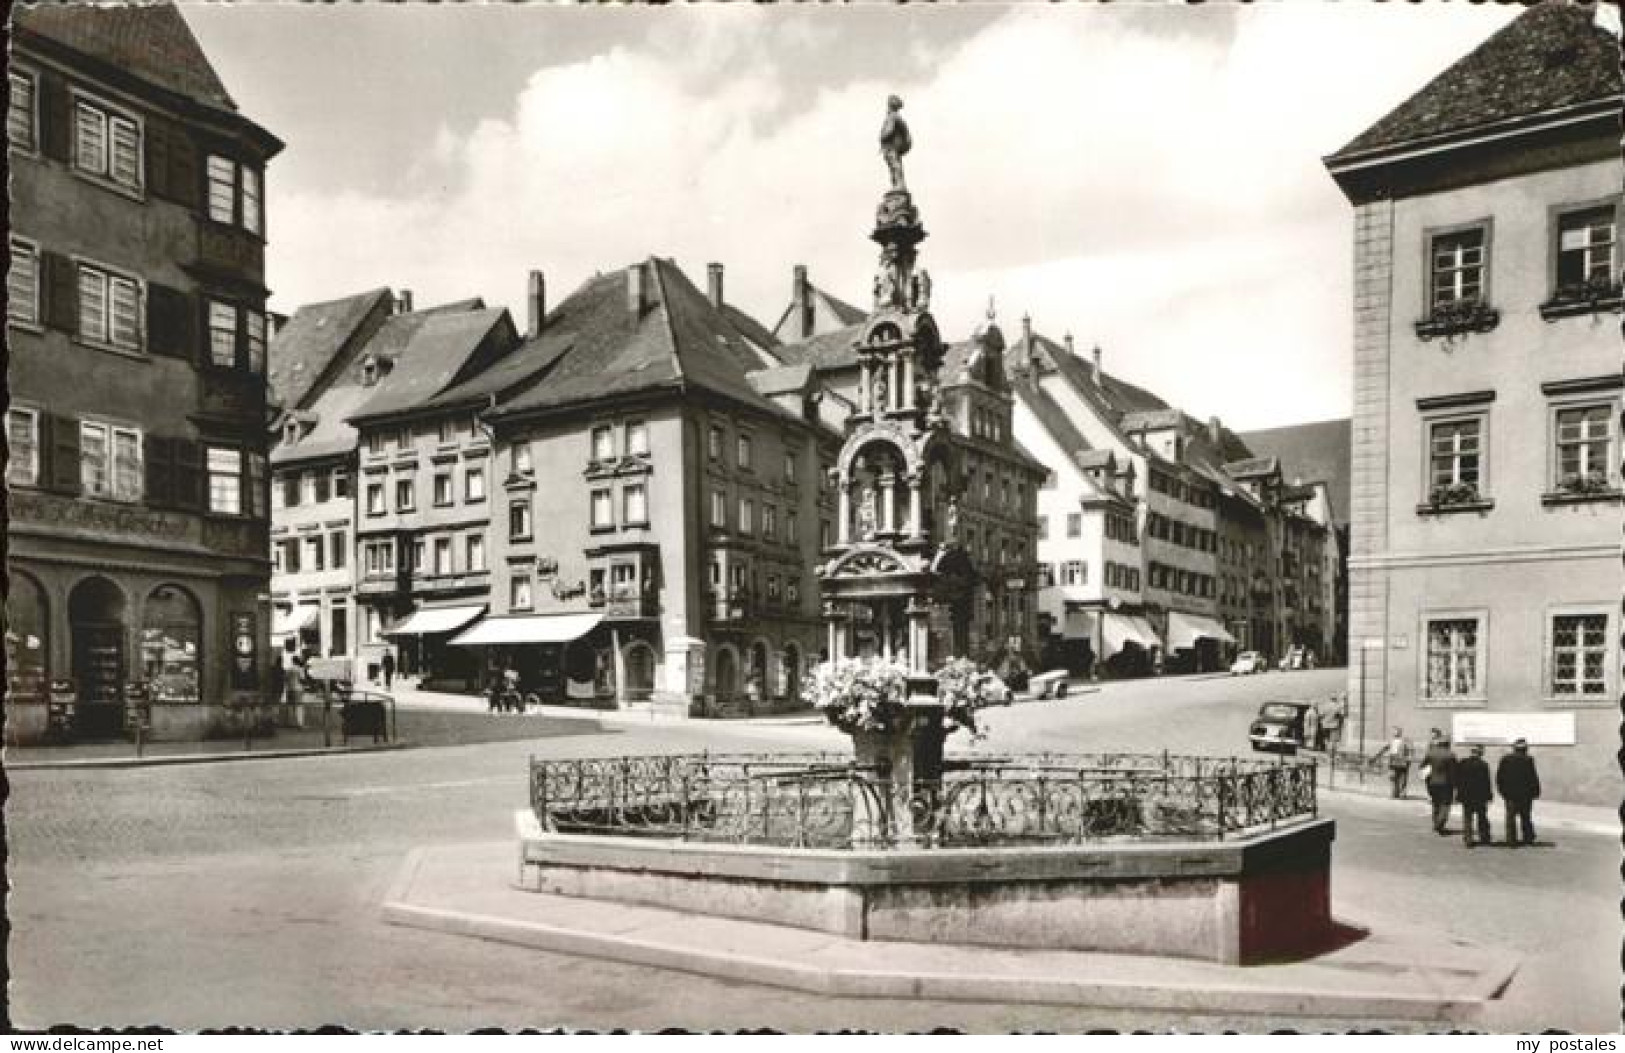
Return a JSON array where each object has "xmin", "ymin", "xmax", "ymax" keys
[
  {"xmin": 1454, "ymin": 744, "xmax": 1494, "ymax": 847},
  {"xmin": 1419, "ymin": 729, "xmax": 1456, "ymax": 834},
  {"xmin": 1495, "ymin": 738, "xmax": 1541, "ymax": 846}
]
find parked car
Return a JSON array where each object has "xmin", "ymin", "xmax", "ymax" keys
[
  {"xmin": 1279, "ymin": 645, "xmax": 1318, "ymax": 671},
  {"xmin": 1230, "ymin": 651, "xmax": 1267, "ymax": 676},
  {"xmin": 1249, "ymin": 700, "xmax": 1312, "ymax": 754},
  {"xmin": 1029, "ymin": 670, "xmax": 1070, "ymax": 699}
]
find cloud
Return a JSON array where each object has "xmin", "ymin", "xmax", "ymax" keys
[{"xmin": 264, "ymin": 4, "xmax": 1516, "ymax": 429}]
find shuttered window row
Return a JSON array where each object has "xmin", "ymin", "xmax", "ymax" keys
[
  {"xmin": 30, "ymin": 67, "xmax": 263, "ymax": 226},
  {"xmin": 21, "ymin": 243, "xmax": 265, "ymax": 373},
  {"xmin": 20, "ymin": 410, "xmax": 264, "ymax": 517}
]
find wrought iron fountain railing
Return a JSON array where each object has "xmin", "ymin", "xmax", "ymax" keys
[{"xmin": 529, "ymin": 752, "xmax": 1318, "ymax": 849}]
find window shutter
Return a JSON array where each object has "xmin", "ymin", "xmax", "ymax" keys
[
  {"xmin": 46, "ymin": 413, "xmax": 81, "ymax": 494},
  {"xmin": 144, "ymin": 435, "xmax": 174, "ymax": 508},
  {"xmin": 147, "ymin": 283, "xmax": 195, "ymax": 360},
  {"xmin": 38, "ymin": 72, "xmax": 71, "ymax": 162},
  {"xmin": 172, "ymin": 439, "xmax": 203, "ymax": 511},
  {"xmin": 42, "ymin": 251, "xmax": 78, "ymax": 333},
  {"xmin": 167, "ymin": 126, "xmax": 199, "ymax": 209},
  {"xmin": 144, "ymin": 118, "xmax": 171, "ymax": 200}
]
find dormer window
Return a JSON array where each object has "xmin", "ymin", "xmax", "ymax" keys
[
  {"xmin": 361, "ymin": 355, "xmax": 379, "ymax": 387},
  {"xmin": 283, "ymin": 420, "xmax": 299, "ymax": 446}
]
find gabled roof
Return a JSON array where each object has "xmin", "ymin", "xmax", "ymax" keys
[
  {"xmin": 721, "ymin": 304, "xmax": 782, "ymax": 356},
  {"xmin": 1329, "ymin": 3, "xmax": 1622, "ymax": 163},
  {"xmin": 349, "ymin": 308, "xmax": 512, "ymax": 422},
  {"xmin": 15, "ymin": 3, "xmax": 239, "ymax": 114},
  {"xmin": 494, "ymin": 259, "xmax": 798, "ymax": 423},
  {"xmin": 771, "ymin": 282, "xmax": 869, "ymax": 345},
  {"xmin": 1239, "ymin": 418, "xmax": 1352, "ymax": 530},
  {"xmin": 769, "ymin": 322, "xmax": 865, "ymax": 373},
  {"xmin": 1224, "ymin": 456, "xmax": 1280, "ymax": 480},
  {"xmin": 747, "ymin": 363, "xmax": 813, "ymax": 398},
  {"xmin": 267, "ymin": 288, "xmax": 393, "ymax": 413}
]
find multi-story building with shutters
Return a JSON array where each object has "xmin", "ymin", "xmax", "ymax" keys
[
  {"xmin": 5, "ymin": 4, "xmax": 282, "ymax": 742},
  {"xmin": 1325, "ymin": 2, "xmax": 1621, "ymax": 800}
]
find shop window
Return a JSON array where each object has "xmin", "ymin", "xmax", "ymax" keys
[{"xmin": 141, "ymin": 585, "xmax": 200, "ymax": 702}]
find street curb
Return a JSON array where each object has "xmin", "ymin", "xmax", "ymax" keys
[
  {"xmin": 380, "ymin": 848, "xmax": 1505, "ymax": 1022},
  {"xmin": 4, "ymin": 741, "xmax": 411, "ymax": 771}
]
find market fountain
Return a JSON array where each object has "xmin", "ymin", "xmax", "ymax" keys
[{"xmin": 514, "ymin": 98, "xmax": 1333, "ymax": 965}]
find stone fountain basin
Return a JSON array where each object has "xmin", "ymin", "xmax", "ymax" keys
[{"xmin": 516, "ymin": 811, "xmax": 1335, "ymax": 966}]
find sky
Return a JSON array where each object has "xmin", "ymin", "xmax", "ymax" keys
[{"xmin": 183, "ymin": 2, "xmax": 1526, "ymax": 432}]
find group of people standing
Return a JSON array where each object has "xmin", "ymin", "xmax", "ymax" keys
[{"xmin": 1380, "ymin": 728, "xmax": 1542, "ymax": 847}]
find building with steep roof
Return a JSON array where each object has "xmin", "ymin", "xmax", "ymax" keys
[
  {"xmin": 6, "ymin": 3, "xmax": 283, "ymax": 742},
  {"xmin": 1325, "ymin": 2, "xmax": 1621, "ymax": 802},
  {"xmin": 466, "ymin": 258, "xmax": 841, "ymax": 713}
]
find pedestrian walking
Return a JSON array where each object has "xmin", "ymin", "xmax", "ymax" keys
[
  {"xmin": 1375, "ymin": 726, "xmax": 1413, "ymax": 798},
  {"xmin": 1455, "ymin": 744, "xmax": 1494, "ymax": 847},
  {"xmin": 1303, "ymin": 703, "xmax": 1321, "ymax": 753},
  {"xmin": 1419, "ymin": 729, "xmax": 1456, "ymax": 834},
  {"xmin": 381, "ymin": 650, "xmax": 396, "ymax": 690},
  {"xmin": 1323, "ymin": 697, "xmax": 1346, "ymax": 753},
  {"xmin": 1495, "ymin": 738, "xmax": 1541, "ymax": 847}
]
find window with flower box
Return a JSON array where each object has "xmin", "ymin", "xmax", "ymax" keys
[
  {"xmin": 1425, "ymin": 416, "xmax": 1485, "ymax": 509},
  {"xmin": 1418, "ymin": 223, "xmax": 1498, "ymax": 338},
  {"xmin": 1551, "ymin": 403, "xmax": 1614, "ymax": 496},
  {"xmin": 1541, "ymin": 204, "xmax": 1620, "ymax": 319}
]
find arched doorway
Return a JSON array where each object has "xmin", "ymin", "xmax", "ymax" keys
[
  {"xmin": 782, "ymin": 642, "xmax": 802, "ymax": 705},
  {"xmin": 713, "ymin": 645, "xmax": 738, "ymax": 699},
  {"xmin": 624, "ymin": 642, "xmax": 656, "ymax": 701},
  {"xmin": 5, "ymin": 570, "xmax": 49, "ymax": 703},
  {"xmin": 748, "ymin": 640, "xmax": 770, "ymax": 701},
  {"xmin": 141, "ymin": 585, "xmax": 202, "ymax": 703},
  {"xmin": 68, "ymin": 576, "xmax": 128, "ymax": 738}
]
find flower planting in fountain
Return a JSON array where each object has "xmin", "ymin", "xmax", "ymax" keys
[
  {"xmin": 804, "ymin": 655, "xmax": 1006, "ymax": 738},
  {"xmin": 934, "ymin": 656, "xmax": 1008, "ymax": 737},
  {"xmin": 803, "ymin": 656, "xmax": 913, "ymax": 734}
]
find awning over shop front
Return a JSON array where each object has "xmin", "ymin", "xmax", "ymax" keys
[
  {"xmin": 1167, "ymin": 611, "xmax": 1236, "ymax": 650},
  {"xmin": 385, "ymin": 604, "xmax": 486, "ymax": 637},
  {"xmin": 450, "ymin": 612, "xmax": 603, "ymax": 647},
  {"xmin": 1101, "ymin": 613, "xmax": 1161, "ymax": 655},
  {"xmin": 272, "ymin": 606, "xmax": 319, "ymax": 636}
]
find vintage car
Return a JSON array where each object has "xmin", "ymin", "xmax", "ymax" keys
[
  {"xmin": 1230, "ymin": 651, "xmax": 1268, "ymax": 675},
  {"xmin": 1248, "ymin": 700, "xmax": 1312, "ymax": 754},
  {"xmin": 1028, "ymin": 669, "xmax": 1071, "ymax": 699}
]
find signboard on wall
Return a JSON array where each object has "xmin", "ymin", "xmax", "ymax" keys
[
  {"xmin": 230, "ymin": 612, "xmax": 258, "ymax": 689},
  {"xmin": 1451, "ymin": 711, "xmax": 1576, "ymax": 747}
]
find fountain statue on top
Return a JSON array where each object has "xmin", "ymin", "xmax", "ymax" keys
[{"xmin": 807, "ymin": 96, "xmax": 1004, "ymax": 846}]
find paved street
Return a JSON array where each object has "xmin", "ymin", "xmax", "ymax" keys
[{"xmin": 8, "ymin": 669, "xmax": 1617, "ymax": 1032}]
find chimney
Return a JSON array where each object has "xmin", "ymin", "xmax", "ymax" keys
[
  {"xmin": 526, "ymin": 270, "xmax": 546, "ymax": 340},
  {"xmin": 1209, "ymin": 416, "xmax": 1224, "ymax": 443},
  {"xmin": 793, "ymin": 264, "xmax": 813, "ymax": 339},
  {"xmin": 707, "ymin": 263, "xmax": 725, "ymax": 310},
  {"xmin": 627, "ymin": 261, "xmax": 646, "ymax": 318},
  {"xmin": 1092, "ymin": 344, "xmax": 1103, "ymax": 382},
  {"xmin": 1064, "ymin": 333, "xmax": 1075, "ymax": 357},
  {"xmin": 396, "ymin": 290, "xmax": 414, "ymax": 314},
  {"xmin": 1021, "ymin": 314, "xmax": 1032, "ymax": 348}
]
